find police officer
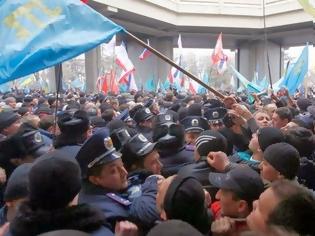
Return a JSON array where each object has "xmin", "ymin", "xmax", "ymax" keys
[
  {"xmin": 180, "ymin": 116, "xmax": 209, "ymax": 150},
  {"xmin": 120, "ymin": 132, "xmax": 162, "ymax": 202},
  {"xmin": 76, "ymin": 129, "xmax": 160, "ymax": 232},
  {"xmin": 53, "ymin": 110, "xmax": 91, "ymax": 161},
  {"xmin": 132, "ymin": 106, "xmax": 155, "ymax": 141},
  {"xmin": 152, "ymin": 113, "xmax": 194, "ymax": 177},
  {"xmin": 204, "ymin": 107, "xmax": 227, "ymax": 131},
  {"xmin": 0, "ymin": 126, "xmax": 52, "ymax": 176}
]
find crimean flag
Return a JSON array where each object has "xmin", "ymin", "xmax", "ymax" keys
[{"xmin": 0, "ymin": 0, "xmax": 123, "ymax": 84}]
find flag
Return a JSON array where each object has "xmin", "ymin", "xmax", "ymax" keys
[
  {"xmin": 97, "ymin": 70, "xmax": 116, "ymax": 94},
  {"xmin": 258, "ymin": 76, "xmax": 269, "ymax": 89},
  {"xmin": 198, "ymin": 72, "xmax": 210, "ymax": 94},
  {"xmin": 273, "ymin": 77, "xmax": 285, "ymax": 91},
  {"xmin": 128, "ymin": 73, "xmax": 138, "ymax": 92},
  {"xmin": 230, "ymin": 66, "xmax": 262, "ymax": 93},
  {"xmin": 71, "ymin": 78, "xmax": 85, "ymax": 91},
  {"xmin": 101, "ymin": 34, "xmax": 116, "ymax": 57},
  {"xmin": 281, "ymin": 45, "xmax": 308, "ymax": 94},
  {"xmin": 168, "ymin": 34, "xmax": 184, "ymax": 85},
  {"xmin": 212, "ymin": 33, "xmax": 228, "ymax": 74},
  {"xmin": 189, "ymin": 79, "xmax": 198, "ymax": 94},
  {"xmin": 115, "ymin": 42, "xmax": 136, "ymax": 84},
  {"xmin": 298, "ymin": 0, "xmax": 315, "ymax": 17},
  {"xmin": 145, "ymin": 77, "xmax": 155, "ymax": 92},
  {"xmin": 139, "ymin": 39, "xmax": 152, "ymax": 60},
  {"xmin": 0, "ymin": 0, "xmax": 123, "ymax": 85},
  {"xmin": 230, "ymin": 75, "xmax": 236, "ymax": 90},
  {"xmin": 156, "ymin": 79, "xmax": 161, "ymax": 92}
]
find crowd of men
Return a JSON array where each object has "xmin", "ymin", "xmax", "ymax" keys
[{"xmin": 0, "ymin": 86, "xmax": 314, "ymax": 236}]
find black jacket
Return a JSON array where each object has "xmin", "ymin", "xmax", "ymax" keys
[{"xmin": 9, "ymin": 203, "xmax": 113, "ymax": 236}]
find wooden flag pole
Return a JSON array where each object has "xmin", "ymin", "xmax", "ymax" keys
[{"xmin": 124, "ymin": 30, "xmax": 225, "ymax": 99}]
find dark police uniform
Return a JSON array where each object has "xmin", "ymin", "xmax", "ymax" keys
[
  {"xmin": 152, "ymin": 113, "xmax": 194, "ymax": 177},
  {"xmin": 76, "ymin": 129, "xmax": 159, "ymax": 232},
  {"xmin": 159, "ymin": 147, "xmax": 194, "ymax": 177},
  {"xmin": 133, "ymin": 107, "xmax": 154, "ymax": 142}
]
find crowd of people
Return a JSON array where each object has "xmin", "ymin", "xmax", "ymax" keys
[{"xmin": 0, "ymin": 86, "xmax": 314, "ymax": 236}]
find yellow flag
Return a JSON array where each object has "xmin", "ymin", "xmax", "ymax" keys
[{"xmin": 298, "ymin": 0, "xmax": 315, "ymax": 17}]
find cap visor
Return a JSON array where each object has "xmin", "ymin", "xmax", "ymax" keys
[
  {"xmin": 208, "ymin": 172, "xmax": 228, "ymax": 189},
  {"xmin": 140, "ymin": 142, "xmax": 157, "ymax": 156},
  {"xmin": 208, "ymin": 172, "xmax": 242, "ymax": 192},
  {"xmin": 144, "ymin": 114, "xmax": 154, "ymax": 121},
  {"xmin": 99, "ymin": 151, "xmax": 122, "ymax": 166}
]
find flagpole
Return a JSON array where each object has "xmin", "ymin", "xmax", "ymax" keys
[
  {"xmin": 124, "ymin": 30, "xmax": 225, "ymax": 99},
  {"xmin": 263, "ymin": 0, "xmax": 273, "ymax": 89}
]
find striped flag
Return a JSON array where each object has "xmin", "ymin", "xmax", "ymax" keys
[{"xmin": 139, "ymin": 39, "xmax": 152, "ymax": 60}]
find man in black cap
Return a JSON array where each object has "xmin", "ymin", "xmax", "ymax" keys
[
  {"xmin": 53, "ymin": 110, "xmax": 91, "ymax": 161},
  {"xmin": 259, "ymin": 142, "xmax": 300, "ymax": 183},
  {"xmin": 0, "ymin": 111, "xmax": 21, "ymax": 141},
  {"xmin": 0, "ymin": 163, "xmax": 31, "ymax": 226},
  {"xmin": 204, "ymin": 107, "xmax": 226, "ymax": 131},
  {"xmin": 156, "ymin": 174, "xmax": 212, "ymax": 234},
  {"xmin": 132, "ymin": 106, "xmax": 155, "ymax": 141},
  {"xmin": 116, "ymin": 109, "xmax": 134, "ymax": 128},
  {"xmin": 76, "ymin": 129, "xmax": 160, "ymax": 232},
  {"xmin": 152, "ymin": 114, "xmax": 194, "ymax": 177},
  {"xmin": 121, "ymin": 133, "xmax": 162, "ymax": 176},
  {"xmin": 209, "ymin": 166, "xmax": 264, "ymax": 235},
  {"xmin": 120, "ymin": 133, "xmax": 162, "ymax": 202},
  {"xmin": 180, "ymin": 116, "xmax": 209, "ymax": 150},
  {"xmin": 0, "ymin": 126, "xmax": 52, "ymax": 177}
]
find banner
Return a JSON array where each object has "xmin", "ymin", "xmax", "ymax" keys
[{"xmin": 0, "ymin": 0, "xmax": 123, "ymax": 84}]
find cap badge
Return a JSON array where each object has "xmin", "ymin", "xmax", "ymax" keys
[
  {"xmin": 104, "ymin": 137, "xmax": 114, "ymax": 150},
  {"xmin": 165, "ymin": 114, "xmax": 171, "ymax": 121},
  {"xmin": 212, "ymin": 111, "xmax": 219, "ymax": 119},
  {"xmin": 138, "ymin": 134, "xmax": 148, "ymax": 143},
  {"xmin": 191, "ymin": 119, "xmax": 199, "ymax": 126},
  {"xmin": 34, "ymin": 132, "xmax": 42, "ymax": 143}
]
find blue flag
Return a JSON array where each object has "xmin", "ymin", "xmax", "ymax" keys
[
  {"xmin": 0, "ymin": 0, "xmax": 123, "ymax": 84},
  {"xmin": 281, "ymin": 45, "xmax": 309, "ymax": 94},
  {"xmin": 145, "ymin": 77, "xmax": 155, "ymax": 92},
  {"xmin": 230, "ymin": 66, "xmax": 262, "ymax": 93},
  {"xmin": 198, "ymin": 72, "xmax": 210, "ymax": 94}
]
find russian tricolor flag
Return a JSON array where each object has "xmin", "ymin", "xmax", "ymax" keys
[{"xmin": 139, "ymin": 39, "xmax": 152, "ymax": 60}]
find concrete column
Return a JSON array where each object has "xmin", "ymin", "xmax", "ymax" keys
[
  {"xmin": 156, "ymin": 37, "xmax": 173, "ymax": 84},
  {"xmin": 239, "ymin": 40, "xmax": 282, "ymax": 84},
  {"xmin": 46, "ymin": 67, "xmax": 56, "ymax": 92},
  {"xmin": 85, "ymin": 46, "xmax": 101, "ymax": 93}
]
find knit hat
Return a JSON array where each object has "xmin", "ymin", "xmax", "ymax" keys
[
  {"xmin": 257, "ymin": 127, "xmax": 285, "ymax": 151},
  {"xmin": 163, "ymin": 175, "xmax": 211, "ymax": 234},
  {"xmin": 263, "ymin": 142, "xmax": 300, "ymax": 180},
  {"xmin": 148, "ymin": 220, "xmax": 202, "ymax": 236},
  {"xmin": 29, "ymin": 156, "xmax": 81, "ymax": 210},
  {"xmin": 195, "ymin": 130, "xmax": 227, "ymax": 156},
  {"xmin": 0, "ymin": 111, "xmax": 20, "ymax": 132},
  {"xmin": 4, "ymin": 163, "xmax": 32, "ymax": 201}
]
